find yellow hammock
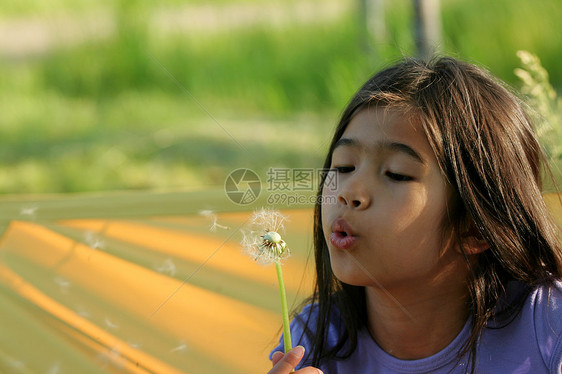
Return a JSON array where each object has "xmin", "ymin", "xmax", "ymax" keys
[{"xmin": 0, "ymin": 189, "xmax": 316, "ymax": 374}]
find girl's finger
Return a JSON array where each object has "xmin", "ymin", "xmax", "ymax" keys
[
  {"xmin": 271, "ymin": 351, "xmax": 284, "ymax": 367},
  {"xmin": 267, "ymin": 346, "xmax": 305, "ymax": 374}
]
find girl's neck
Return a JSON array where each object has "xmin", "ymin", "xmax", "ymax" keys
[{"xmin": 365, "ymin": 273, "xmax": 470, "ymax": 359}]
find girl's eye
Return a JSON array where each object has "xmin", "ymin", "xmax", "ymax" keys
[
  {"xmin": 333, "ymin": 166, "xmax": 355, "ymax": 173},
  {"xmin": 385, "ymin": 171, "xmax": 413, "ymax": 182}
]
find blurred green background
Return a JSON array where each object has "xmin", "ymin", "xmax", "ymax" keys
[
  {"xmin": 0, "ymin": 2, "xmax": 561, "ymax": 373},
  {"xmin": 1, "ymin": 0, "xmax": 561, "ymax": 194}
]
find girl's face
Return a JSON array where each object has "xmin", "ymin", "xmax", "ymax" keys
[{"xmin": 321, "ymin": 107, "xmax": 465, "ymax": 291}]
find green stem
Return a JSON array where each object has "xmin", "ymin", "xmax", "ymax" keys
[{"xmin": 275, "ymin": 261, "xmax": 292, "ymax": 353}]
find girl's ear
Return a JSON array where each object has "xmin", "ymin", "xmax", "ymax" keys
[{"xmin": 459, "ymin": 222, "xmax": 490, "ymax": 255}]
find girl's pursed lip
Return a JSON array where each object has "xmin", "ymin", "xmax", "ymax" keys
[
  {"xmin": 331, "ymin": 218, "xmax": 356, "ymax": 236},
  {"xmin": 330, "ymin": 231, "xmax": 357, "ymax": 250}
]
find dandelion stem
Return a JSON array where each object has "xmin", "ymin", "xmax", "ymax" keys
[{"xmin": 275, "ymin": 260, "xmax": 292, "ymax": 352}]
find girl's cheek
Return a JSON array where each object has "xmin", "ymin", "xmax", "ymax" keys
[
  {"xmin": 322, "ymin": 175, "xmax": 340, "ymax": 199},
  {"xmin": 321, "ymin": 187, "xmax": 338, "ymax": 211},
  {"xmin": 321, "ymin": 188, "xmax": 336, "ymax": 234},
  {"xmin": 322, "ymin": 186, "xmax": 337, "ymax": 198}
]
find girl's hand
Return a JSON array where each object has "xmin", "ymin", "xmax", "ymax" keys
[{"xmin": 268, "ymin": 346, "xmax": 323, "ymax": 374}]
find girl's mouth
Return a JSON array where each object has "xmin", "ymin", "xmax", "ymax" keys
[
  {"xmin": 330, "ymin": 219, "xmax": 357, "ymax": 249},
  {"xmin": 330, "ymin": 231, "xmax": 356, "ymax": 249}
]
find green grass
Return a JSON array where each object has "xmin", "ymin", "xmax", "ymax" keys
[
  {"xmin": 0, "ymin": 0, "xmax": 284, "ymax": 18},
  {"xmin": 36, "ymin": 11, "xmax": 372, "ymax": 114},
  {"xmin": 1, "ymin": 12, "xmax": 367, "ymax": 193},
  {"xmin": 442, "ymin": 0, "xmax": 562, "ymax": 86},
  {"xmin": 0, "ymin": 0, "xmax": 561, "ymax": 194}
]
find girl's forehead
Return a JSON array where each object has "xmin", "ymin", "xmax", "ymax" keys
[
  {"xmin": 336, "ymin": 107, "xmax": 440, "ymax": 169},
  {"xmin": 342, "ymin": 107, "xmax": 426, "ymax": 145}
]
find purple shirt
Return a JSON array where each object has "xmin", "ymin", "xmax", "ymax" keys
[{"xmin": 270, "ymin": 281, "xmax": 562, "ymax": 373}]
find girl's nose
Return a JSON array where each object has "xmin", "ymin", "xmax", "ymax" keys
[{"xmin": 337, "ymin": 179, "xmax": 370, "ymax": 210}]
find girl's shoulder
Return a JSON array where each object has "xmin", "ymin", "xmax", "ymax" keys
[
  {"xmin": 521, "ymin": 280, "xmax": 562, "ymax": 336},
  {"xmin": 529, "ymin": 280, "xmax": 562, "ymax": 358},
  {"xmin": 520, "ymin": 280, "xmax": 562, "ymax": 370},
  {"xmin": 532, "ymin": 279, "xmax": 562, "ymax": 311},
  {"xmin": 482, "ymin": 280, "xmax": 562, "ymax": 373}
]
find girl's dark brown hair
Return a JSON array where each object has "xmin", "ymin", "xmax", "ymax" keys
[{"xmin": 303, "ymin": 56, "xmax": 562, "ymax": 371}]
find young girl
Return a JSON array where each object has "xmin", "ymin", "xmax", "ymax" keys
[{"xmin": 268, "ymin": 57, "xmax": 562, "ymax": 373}]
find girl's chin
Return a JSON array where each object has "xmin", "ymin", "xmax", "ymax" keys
[
  {"xmin": 328, "ymin": 246, "xmax": 376, "ymax": 285},
  {"xmin": 330, "ymin": 263, "xmax": 371, "ymax": 287}
]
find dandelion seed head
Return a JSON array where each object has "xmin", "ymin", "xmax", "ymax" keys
[
  {"xmin": 241, "ymin": 209, "xmax": 290, "ymax": 265},
  {"xmin": 263, "ymin": 231, "xmax": 282, "ymax": 243},
  {"xmin": 250, "ymin": 209, "xmax": 287, "ymax": 232}
]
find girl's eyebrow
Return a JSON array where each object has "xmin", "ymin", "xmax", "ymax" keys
[
  {"xmin": 333, "ymin": 137, "xmax": 357, "ymax": 149},
  {"xmin": 334, "ymin": 137, "xmax": 426, "ymax": 165}
]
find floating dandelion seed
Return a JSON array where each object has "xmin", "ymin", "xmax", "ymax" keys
[
  {"xmin": 46, "ymin": 362, "xmax": 61, "ymax": 374},
  {"xmin": 75, "ymin": 306, "xmax": 91, "ymax": 319},
  {"xmin": 20, "ymin": 204, "xmax": 38, "ymax": 219},
  {"xmin": 104, "ymin": 317, "xmax": 119, "ymax": 330},
  {"xmin": 127, "ymin": 340, "xmax": 142, "ymax": 349},
  {"xmin": 54, "ymin": 276, "xmax": 71, "ymax": 294},
  {"xmin": 99, "ymin": 345, "xmax": 125, "ymax": 369},
  {"xmin": 84, "ymin": 231, "xmax": 106, "ymax": 250},
  {"xmin": 170, "ymin": 341, "xmax": 188, "ymax": 354},
  {"xmin": 199, "ymin": 209, "xmax": 230, "ymax": 231},
  {"xmin": 7, "ymin": 359, "xmax": 26, "ymax": 370},
  {"xmin": 213, "ymin": 222, "xmax": 231, "ymax": 231},
  {"xmin": 241, "ymin": 208, "xmax": 292, "ymax": 353},
  {"xmin": 198, "ymin": 209, "xmax": 214, "ymax": 217},
  {"xmin": 155, "ymin": 258, "xmax": 177, "ymax": 277},
  {"xmin": 108, "ymin": 346, "xmax": 125, "ymax": 368}
]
